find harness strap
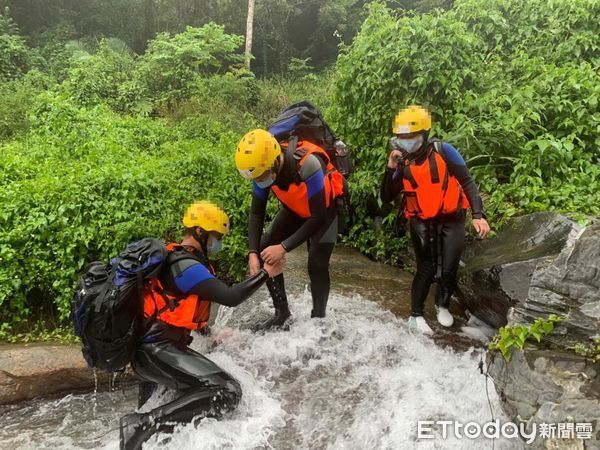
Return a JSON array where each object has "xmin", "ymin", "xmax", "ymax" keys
[
  {"xmin": 435, "ymin": 221, "xmax": 444, "ymax": 281},
  {"xmin": 427, "ymin": 220, "xmax": 444, "ymax": 282},
  {"xmin": 428, "ymin": 149, "xmax": 440, "ymax": 184},
  {"xmin": 404, "ymin": 165, "xmax": 419, "ymax": 189}
]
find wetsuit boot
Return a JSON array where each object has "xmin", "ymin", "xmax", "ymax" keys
[{"xmin": 254, "ymin": 274, "xmax": 291, "ymax": 330}]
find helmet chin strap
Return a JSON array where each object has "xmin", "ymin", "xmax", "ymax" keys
[{"xmin": 192, "ymin": 228, "xmax": 208, "ymax": 256}]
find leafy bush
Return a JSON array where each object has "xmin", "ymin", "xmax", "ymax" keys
[
  {"xmin": 0, "ymin": 7, "xmax": 33, "ymax": 81},
  {"xmin": 133, "ymin": 23, "xmax": 245, "ymax": 110},
  {"xmin": 168, "ymin": 69, "xmax": 260, "ymax": 133},
  {"xmin": 0, "ymin": 69, "xmax": 53, "ymax": 138},
  {"xmin": 489, "ymin": 315, "xmax": 563, "ymax": 361},
  {"xmin": 64, "ymin": 38, "xmax": 136, "ymax": 110}
]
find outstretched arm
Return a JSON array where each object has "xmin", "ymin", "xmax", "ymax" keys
[{"xmin": 170, "ymin": 260, "xmax": 282, "ymax": 308}]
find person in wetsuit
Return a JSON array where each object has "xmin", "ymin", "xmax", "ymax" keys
[
  {"xmin": 380, "ymin": 106, "xmax": 490, "ymax": 334},
  {"xmin": 119, "ymin": 201, "xmax": 284, "ymax": 449},
  {"xmin": 234, "ymin": 129, "xmax": 345, "ymax": 329}
]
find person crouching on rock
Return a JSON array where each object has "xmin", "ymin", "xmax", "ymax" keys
[
  {"xmin": 120, "ymin": 201, "xmax": 284, "ymax": 449},
  {"xmin": 380, "ymin": 105, "xmax": 490, "ymax": 335}
]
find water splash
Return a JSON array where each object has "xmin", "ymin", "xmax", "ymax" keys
[{"xmin": 93, "ymin": 368, "xmax": 98, "ymax": 417}]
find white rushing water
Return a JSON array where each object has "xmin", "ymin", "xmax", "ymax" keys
[{"xmin": 0, "ymin": 285, "xmax": 521, "ymax": 450}]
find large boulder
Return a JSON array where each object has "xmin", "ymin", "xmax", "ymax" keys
[
  {"xmin": 457, "ymin": 212, "xmax": 581, "ymax": 328},
  {"xmin": 0, "ymin": 343, "xmax": 133, "ymax": 404},
  {"xmin": 511, "ymin": 222, "xmax": 600, "ymax": 347}
]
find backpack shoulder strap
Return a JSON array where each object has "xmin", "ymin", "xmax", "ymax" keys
[
  {"xmin": 281, "ymin": 136, "xmax": 303, "ymax": 182},
  {"xmin": 165, "ymin": 246, "xmax": 205, "ymax": 279},
  {"xmin": 431, "ymin": 139, "xmax": 445, "ymax": 159},
  {"xmin": 296, "ymin": 141, "xmax": 330, "ymax": 169},
  {"xmin": 430, "ymin": 139, "xmax": 450, "ymax": 190}
]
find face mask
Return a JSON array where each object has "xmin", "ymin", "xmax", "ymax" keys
[
  {"xmin": 206, "ymin": 236, "xmax": 222, "ymax": 254},
  {"xmin": 391, "ymin": 135, "xmax": 424, "ymax": 154}
]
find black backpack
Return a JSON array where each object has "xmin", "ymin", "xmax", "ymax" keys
[
  {"xmin": 71, "ymin": 238, "xmax": 168, "ymax": 372},
  {"xmin": 268, "ymin": 101, "xmax": 354, "ymax": 178}
]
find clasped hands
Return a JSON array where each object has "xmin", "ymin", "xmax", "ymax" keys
[{"xmin": 249, "ymin": 244, "xmax": 286, "ymax": 278}]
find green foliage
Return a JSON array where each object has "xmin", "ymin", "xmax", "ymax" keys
[
  {"xmin": 2, "ymin": 0, "xmax": 453, "ymax": 77},
  {"xmin": 489, "ymin": 315, "xmax": 563, "ymax": 361},
  {"xmin": 168, "ymin": 69, "xmax": 260, "ymax": 133},
  {"xmin": 331, "ymin": 0, "xmax": 600, "ymax": 259},
  {"xmin": 0, "ymin": 320, "xmax": 77, "ymax": 344},
  {"xmin": 287, "ymin": 57, "xmax": 317, "ymax": 81},
  {"xmin": 0, "ymin": 69, "xmax": 53, "ymax": 138},
  {"xmin": 65, "ymin": 39, "xmax": 135, "ymax": 110},
  {"xmin": 133, "ymin": 23, "xmax": 244, "ymax": 110},
  {"xmin": 0, "ymin": 93, "xmax": 251, "ymax": 326},
  {"xmin": 0, "ymin": 7, "xmax": 32, "ymax": 80},
  {"xmin": 572, "ymin": 338, "xmax": 600, "ymax": 363}
]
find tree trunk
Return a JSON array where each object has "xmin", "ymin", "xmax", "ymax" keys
[{"xmin": 245, "ymin": 0, "xmax": 255, "ymax": 69}]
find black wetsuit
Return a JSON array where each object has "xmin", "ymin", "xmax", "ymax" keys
[
  {"xmin": 381, "ymin": 142, "xmax": 484, "ymax": 317},
  {"xmin": 120, "ymin": 247, "xmax": 269, "ymax": 450},
  {"xmin": 249, "ymin": 146, "xmax": 338, "ymax": 318}
]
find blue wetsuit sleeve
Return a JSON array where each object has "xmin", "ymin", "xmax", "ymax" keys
[
  {"xmin": 305, "ymin": 170, "xmax": 325, "ymax": 199},
  {"xmin": 253, "ymin": 182, "xmax": 269, "ymax": 201},
  {"xmin": 173, "ymin": 263, "xmax": 215, "ymax": 293},
  {"xmin": 441, "ymin": 143, "xmax": 484, "ymax": 219}
]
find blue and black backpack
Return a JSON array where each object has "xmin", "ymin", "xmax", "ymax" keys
[
  {"xmin": 71, "ymin": 238, "xmax": 168, "ymax": 372},
  {"xmin": 268, "ymin": 101, "xmax": 354, "ymax": 178}
]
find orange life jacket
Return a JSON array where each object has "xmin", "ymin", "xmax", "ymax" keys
[
  {"xmin": 271, "ymin": 140, "xmax": 345, "ymax": 218},
  {"xmin": 402, "ymin": 144, "xmax": 470, "ymax": 219},
  {"xmin": 142, "ymin": 243, "xmax": 212, "ymax": 331}
]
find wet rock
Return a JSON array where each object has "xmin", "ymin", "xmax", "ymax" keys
[
  {"xmin": 0, "ymin": 343, "xmax": 133, "ymax": 404},
  {"xmin": 457, "ymin": 212, "xmax": 580, "ymax": 328},
  {"xmin": 482, "ymin": 218, "xmax": 600, "ymax": 448},
  {"xmin": 511, "ymin": 222, "xmax": 600, "ymax": 347},
  {"xmin": 487, "ymin": 348, "xmax": 600, "ymax": 449}
]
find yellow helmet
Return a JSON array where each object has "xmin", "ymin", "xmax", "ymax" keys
[
  {"xmin": 182, "ymin": 201, "xmax": 230, "ymax": 235},
  {"xmin": 235, "ymin": 129, "xmax": 281, "ymax": 180},
  {"xmin": 392, "ymin": 105, "xmax": 432, "ymax": 135}
]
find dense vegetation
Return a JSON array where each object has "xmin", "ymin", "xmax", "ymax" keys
[{"xmin": 0, "ymin": 0, "xmax": 598, "ymax": 338}]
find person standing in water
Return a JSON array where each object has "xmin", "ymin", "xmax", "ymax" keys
[
  {"xmin": 381, "ymin": 105, "xmax": 490, "ymax": 334},
  {"xmin": 234, "ymin": 129, "xmax": 345, "ymax": 329}
]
